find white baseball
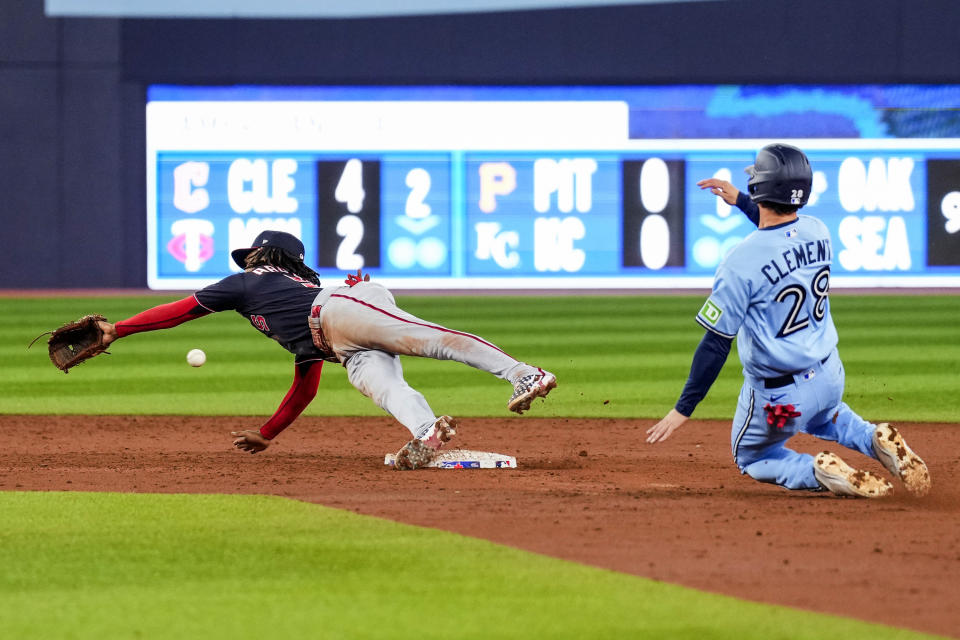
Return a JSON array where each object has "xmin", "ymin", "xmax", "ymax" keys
[{"xmin": 186, "ymin": 348, "xmax": 206, "ymax": 367}]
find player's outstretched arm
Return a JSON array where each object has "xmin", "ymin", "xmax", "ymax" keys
[
  {"xmin": 646, "ymin": 409, "xmax": 689, "ymax": 443},
  {"xmin": 647, "ymin": 330, "xmax": 733, "ymax": 445},
  {"xmin": 232, "ymin": 360, "xmax": 324, "ymax": 453},
  {"xmin": 113, "ymin": 296, "xmax": 212, "ymax": 338}
]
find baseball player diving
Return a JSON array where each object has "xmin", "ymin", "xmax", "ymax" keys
[
  {"xmin": 646, "ymin": 143, "xmax": 931, "ymax": 498},
  {"xmin": 68, "ymin": 230, "xmax": 556, "ymax": 470}
]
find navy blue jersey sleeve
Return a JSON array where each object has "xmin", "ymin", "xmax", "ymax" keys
[
  {"xmin": 737, "ymin": 191, "xmax": 760, "ymax": 227},
  {"xmin": 194, "ymin": 273, "xmax": 246, "ymax": 312},
  {"xmin": 675, "ymin": 330, "xmax": 733, "ymax": 417}
]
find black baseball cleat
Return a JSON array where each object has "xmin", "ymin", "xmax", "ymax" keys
[{"xmin": 507, "ymin": 370, "xmax": 557, "ymax": 414}]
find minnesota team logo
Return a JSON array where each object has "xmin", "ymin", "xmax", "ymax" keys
[{"xmin": 700, "ymin": 300, "xmax": 723, "ymax": 324}]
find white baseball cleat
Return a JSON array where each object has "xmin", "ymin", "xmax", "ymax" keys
[
  {"xmin": 394, "ymin": 415, "xmax": 459, "ymax": 471},
  {"xmin": 872, "ymin": 423, "xmax": 931, "ymax": 497},
  {"xmin": 508, "ymin": 370, "xmax": 557, "ymax": 414},
  {"xmin": 814, "ymin": 451, "xmax": 893, "ymax": 498}
]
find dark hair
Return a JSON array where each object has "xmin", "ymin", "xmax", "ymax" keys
[
  {"xmin": 244, "ymin": 247, "xmax": 321, "ymax": 285},
  {"xmin": 758, "ymin": 201, "xmax": 800, "ymax": 216}
]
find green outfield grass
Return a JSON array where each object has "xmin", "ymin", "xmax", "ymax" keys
[
  {"xmin": 1, "ymin": 293, "xmax": 956, "ymax": 640},
  {"xmin": 2, "ymin": 293, "xmax": 958, "ymax": 422},
  {"xmin": 0, "ymin": 491, "xmax": 938, "ymax": 640}
]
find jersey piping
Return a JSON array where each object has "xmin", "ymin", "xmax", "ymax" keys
[
  {"xmin": 696, "ymin": 316, "xmax": 737, "ymax": 340},
  {"xmin": 329, "ymin": 293, "xmax": 515, "ymax": 358}
]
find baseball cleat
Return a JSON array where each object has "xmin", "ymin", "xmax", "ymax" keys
[
  {"xmin": 508, "ymin": 370, "xmax": 557, "ymax": 414},
  {"xmin": 813, "ymin": 451, "xmax": 893, "ymax": 498},
  {"xmin": 394, "ymin": 415, "xmax": 458, "ymax": 471},
  {"xmin": 872, "ymin": 423, "xmax": 931, "ymax": 496}
]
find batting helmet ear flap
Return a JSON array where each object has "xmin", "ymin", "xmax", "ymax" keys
[{"xmin": 746, "ymin": 143, "xmax": 813, "ymax": 206}]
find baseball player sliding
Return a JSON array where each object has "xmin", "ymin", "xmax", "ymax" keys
[
  {"xmin": 90, "ymin": 230, "xmax": 556, "ymax": 469},
  {"xmin": 647, "ymin": 143, "xmax": 931, "ymax": 498}
]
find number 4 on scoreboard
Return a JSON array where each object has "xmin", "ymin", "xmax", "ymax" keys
[{"xmin": 335, "ymin": 159, "xmax": 366, "ymax": 213}]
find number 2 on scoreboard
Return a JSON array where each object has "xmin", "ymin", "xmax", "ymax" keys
[{"xmin": 335, "ymin": 214, "xmax": 364, "ymax": 270}]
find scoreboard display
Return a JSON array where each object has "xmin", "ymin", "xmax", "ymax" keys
[{"xmin": 147, "ymin": 86, "xmax": 960, "ymax": 290}]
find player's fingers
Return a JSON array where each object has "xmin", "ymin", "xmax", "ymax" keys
[
  {"xmin": 649, "ymin": 420, "xmax": 678, "ymax": 442},
  {"xmin": 650, "ymin": 431, "xmax": 669, "ymax": 444}
]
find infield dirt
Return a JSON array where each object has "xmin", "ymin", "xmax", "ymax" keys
[{"xmin": 3, "ymin": 415, "xmax": 958, "ymax": 638}]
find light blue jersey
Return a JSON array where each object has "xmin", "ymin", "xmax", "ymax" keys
[
  {"xmin": 663, "ymin": 150, "xmax": 926, "ymax": 496},
  {"xmin": 695, "ymin": 214, "xmax": 839, "ymax": 379},
  {"xmin": 691, "ymin": 213, "xmax": 877, "ymax": 492}
]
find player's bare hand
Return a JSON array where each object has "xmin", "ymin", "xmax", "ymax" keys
[
  {"xmin": 697, "ymin": 178, "xmax": 740, "ymax": 206},
  {"xmin": 97, "ymin": 320, "xmax": 118, "ymax": 347},
  {"xmin": 344, "ymin": 268, "xmax": 370, "ymax": 287},
  {"xmin": 232, "ymin": 430, "xmax": 271, "ymax": 454},
  {"xmin": 646, "ymin": 409, "xmax": 689, "ymax": 444}
]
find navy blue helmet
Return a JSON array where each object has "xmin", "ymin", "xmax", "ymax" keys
[{"xmin": 746, "ymin": 143, "xmax": 813, "ymax": 206}]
